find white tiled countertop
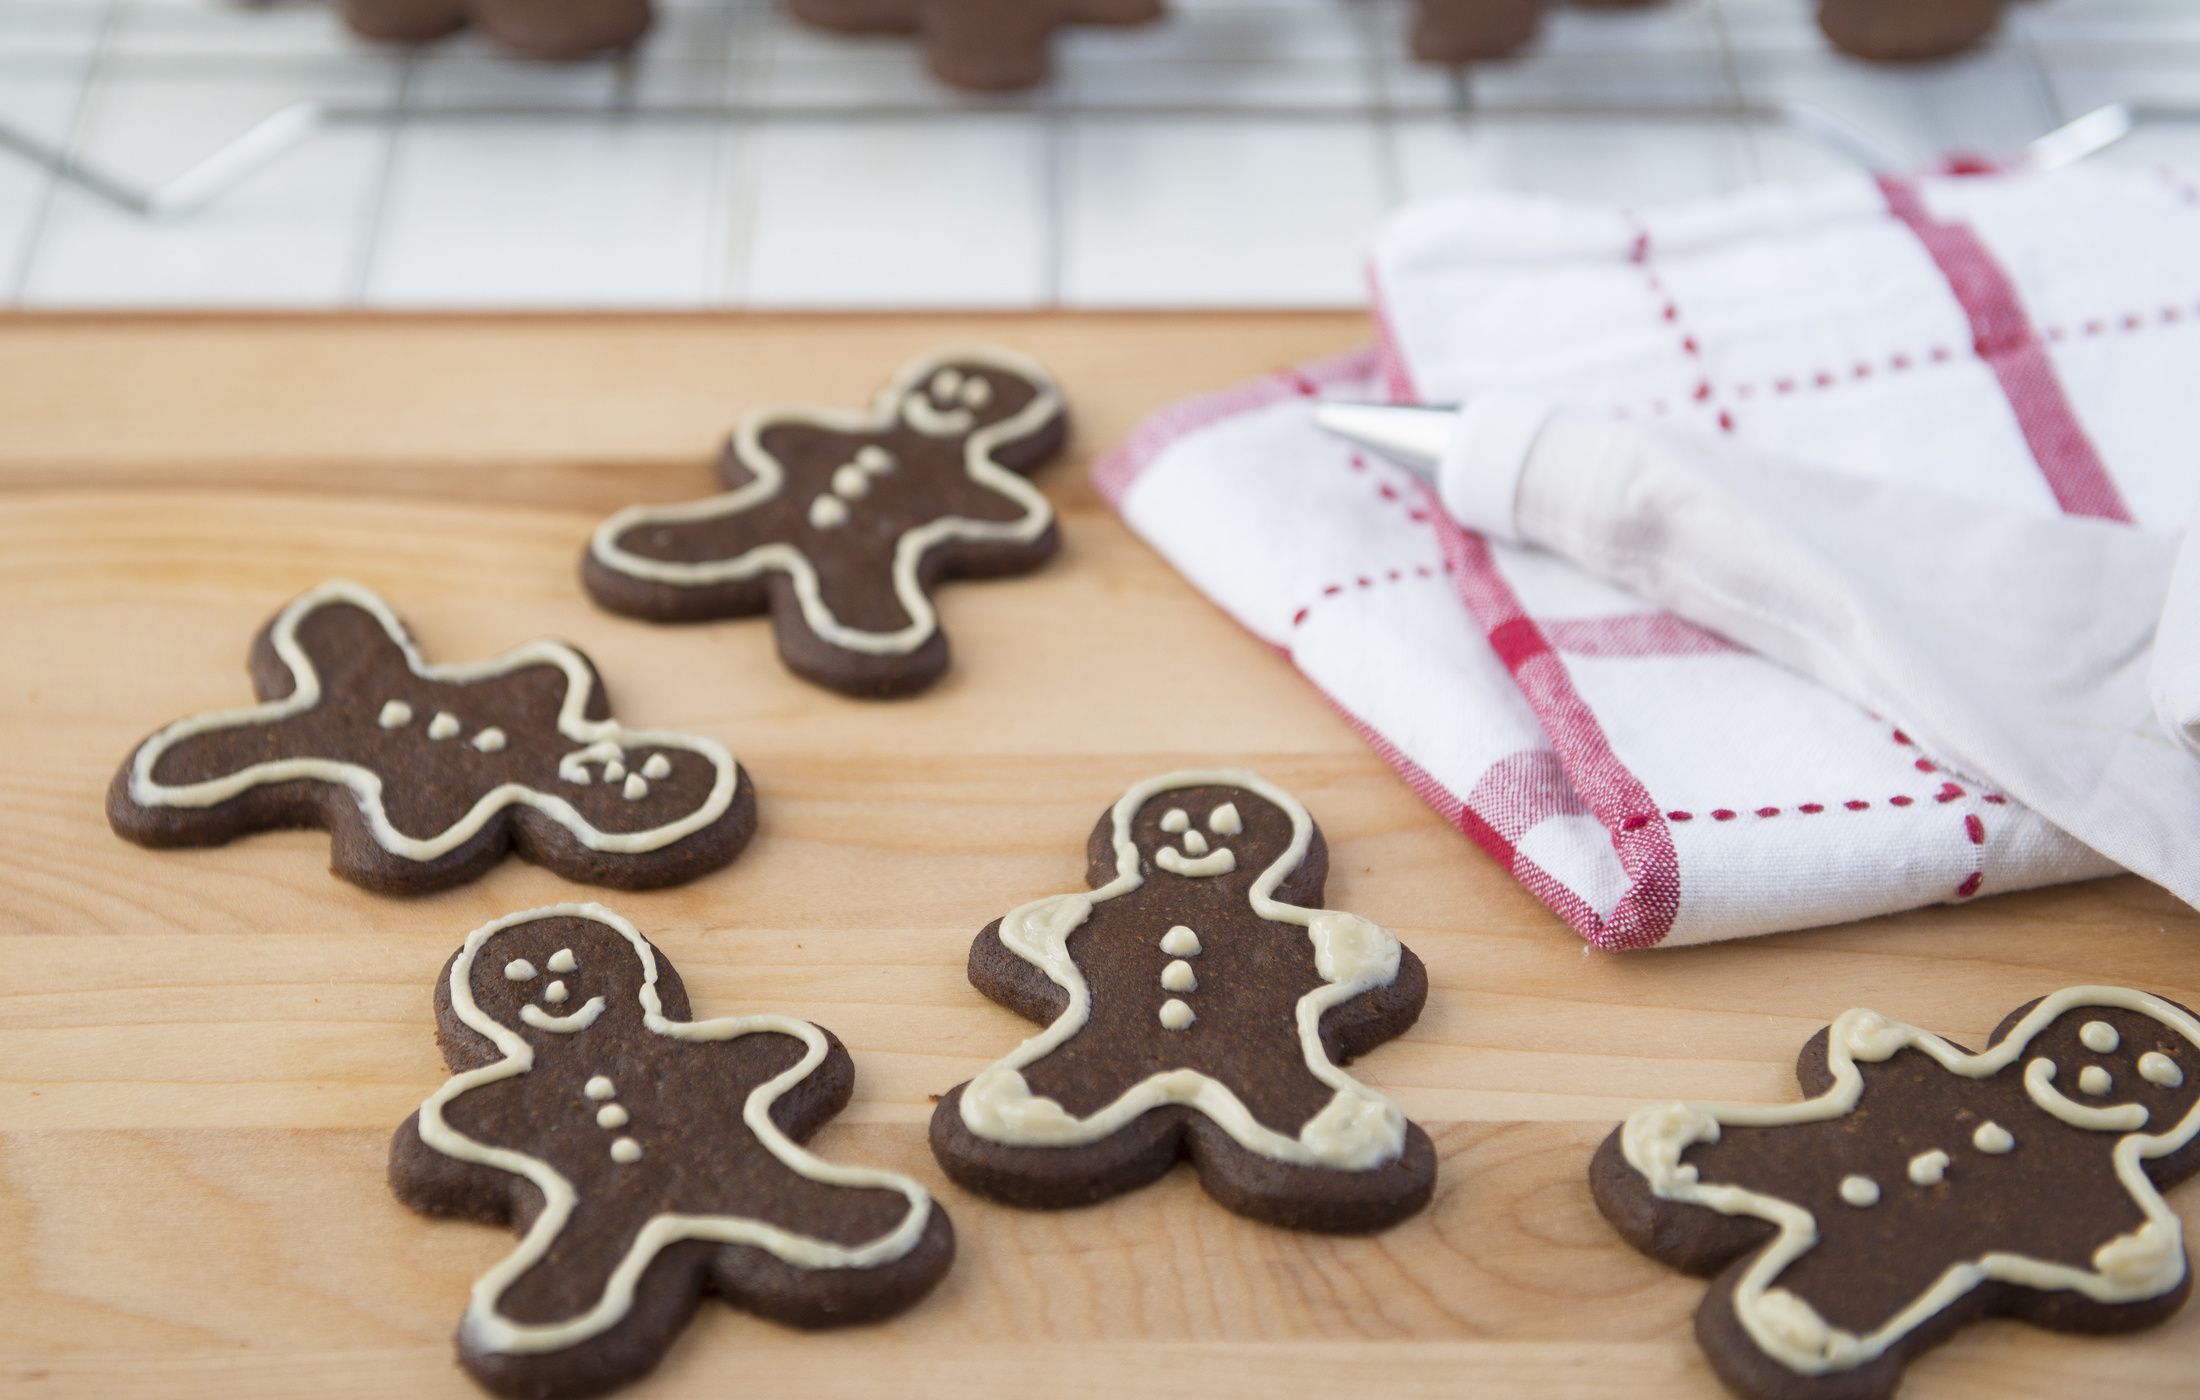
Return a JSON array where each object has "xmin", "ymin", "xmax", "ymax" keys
[{"xmin": 2, "ymin": 0, "xmax": 2196, "ymax": 309}]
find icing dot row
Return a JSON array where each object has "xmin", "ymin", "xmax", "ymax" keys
[
  {"xmin": 378, "ymin": 698, "xmax": 503, "ymax": 753},
  {"xmin": 1157, "ymin": 923, "xmax": 1202, "ymax": 1031}
]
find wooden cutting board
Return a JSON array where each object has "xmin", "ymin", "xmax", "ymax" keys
[{"xmin": 3, "ymin": 313, "xmax": 2195, "ymax": 1399}]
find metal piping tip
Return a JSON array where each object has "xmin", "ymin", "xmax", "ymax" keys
[{"xmin": 1310, "ymin": 401, "xmax": 1456, "ymax": 481}]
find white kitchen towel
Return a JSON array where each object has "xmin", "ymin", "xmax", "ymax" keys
[{"xmin": 1094, "ymin": 166, "xmax": 2200, "ymax": 948}]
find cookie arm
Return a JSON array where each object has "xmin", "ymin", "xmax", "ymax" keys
[
  {"xmin": 966, "ymin": 916, "xmax": 1072, "ymax": 1026},
  {"xmin": 1588, "ymin": 1127, "xmax": 1773, "ymax": 1278}
]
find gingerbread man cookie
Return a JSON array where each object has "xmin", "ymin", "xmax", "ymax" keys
[
  {"xmin": 339, "ymin": 0, "xmax": 652, "ymax": 61},
  {"xmin": 109, "ymin": 580, "xmax": 755, "ymax": 894},
  {"xmin": 1410, "ymin": 0, "xmax": 1660, "ymax": 64},
  {"xmin": 786, "ymin": 0, "xmax": 1164, "ymax": 90},
  {"xmin": 391, "ymin": 904, "xmax": 954, "ymax": 1399},
  {"xmin": 1592, "ymin": 987, "xmax": 2200, "ymax": 1400},
  {"xmin": 931, "ymin": 770, "xmax": 1435, "ymax": 1232},
  {"xmin": 583, "ymin": 347, "xmax": 1069, "ymax": 698},
  {"xmin": 1816, "ymin": 0, "xmax": 2004, "ymax": 63}
]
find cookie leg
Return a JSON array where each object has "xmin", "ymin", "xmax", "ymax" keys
[
  {"xmin": 786, "ymin": 0, "xmax": 923, "ymax": 33},
  {"xmin": 461, "ymin": 1238, "xmax": 715, "ymax": 1400},
  {"xmin": 338, "ymin": 0, "xmax": 469, "ymax": 44},
  {"xmin": 929, "ymin": 1084, "xmax": 1189, "ymax": 1208},
  {"xmin": 1691, "ymin": 1258, "xmax": 1910, "ymax": 1400},
  {"xmin": 1410, "ymin": 0, "xmax": 1547, "ymax": 62},
  {"xmin": 1182, "ymin": 1115, "xmax": 1437, "ymax": 1232},
  {"xmin": 704, "ymin": 1205, "xmax": 956, "ymax": 1329},
  {"xmin": 468, "ymin": 0, "xmax": 654, "ymax": 58},
  {"xmin": 1816, "ymin": 0, "xmax": 2002, "ymax": 62},
  {"xmin": 917, "ymin": 0, "xmax": 1065, "ymax": 90}
]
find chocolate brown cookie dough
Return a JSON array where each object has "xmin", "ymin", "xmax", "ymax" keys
[
  {"xmin": 340, "ymin": 0, "xmax": 652, "ymax": 60},
  {"xmin": 1592, "ymin": 988, "xmax": 2200, "ymax": 1400},
  {"xmin": 931, "ymin": 770, "xmax": 1436, "ymax": 1232},
  {"xmin": 392, "ymin": 904, "xmax": 953, "ymax": 1398},
  {"xmin": 787, "ymin": 0, "xmax": 1165, "ymax": 90},
  {"xmin": 583, "ymin": 347, "xmax": 1069, "ymax": 699},
  {"xmin": 109, "ymin": 580, "xmax": 755, "ymax": 894},
  {"xmin": 1817, "ymin": 0, "xmax": 2003, "ymax": 63}
]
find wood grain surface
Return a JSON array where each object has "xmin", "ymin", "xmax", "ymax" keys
[{"xmin": 2, "ymin": 313, "xmax": 2196, "ymax": 1399}]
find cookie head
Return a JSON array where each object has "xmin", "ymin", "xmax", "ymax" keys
[
  {"xmin": 1122, "ymin": 781, "xmax": 1296, "ymax": 886},
  {"xmin": 2019, "ymin": 998, "xmax": 2200, "ymax": 1135},
  {"xmin": 461, "ymin": 912, "xmax": 654, "ymax": 1042},
  {"xmin": 897, "ymin": 355, "xmax": 1048, "ymax": 439}
]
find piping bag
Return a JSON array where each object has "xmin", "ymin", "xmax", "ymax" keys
[{"xmin": 1317, "ymin": 395, "xmax": 2200, "ymax": 913}]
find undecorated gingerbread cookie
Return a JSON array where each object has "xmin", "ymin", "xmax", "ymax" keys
[
  {"xmin": 583, "ymin": 347, "xmax": 1069, "ymax": 698},
  {"xmin": 339, "ymin": 0, "xmax": 652, "ymax": 60},
  {"xmin": 1592, "ymin": 987, "xmax": 2200, "ymax": 1400},
  {"xmin": 786, "ymin": 0, "xmax": 1164, "ymax": 90},
  {"xmin": 109, "ymin": 580, "xmax": 755, "ymax": 894},
  {"xmin": 391, "ymin": 904, "xmax": 954, "ymax": 1399},
  {"xmin": 931, "ymin": 770, "xmax": 1436, "ymax": 1232}
]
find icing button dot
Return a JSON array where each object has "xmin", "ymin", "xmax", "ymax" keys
[
  {"xmin": 503, "ymin": 958, "xmax": 536, "ymax": 981},
  {"xmin": 1161, "ymin": 959, "xmax": 1197, "ymax": 994},
  {"xmin": 1160, "ymin": 925, "xmax": 1201, "ymax": 957},
  {"xmin": 856, "ymin": 445, "xmax": 895, "ymax": 471},
  {"xmin": 623, "ymin": 774, "xmax": 650, "ymax": 801},
  {"xmin": 377, "ymin": 700, "xmax": 413, "ymax": 729},
  {"xmin": 427, "ymin": 712, "xmax": 461, "ymax": 741},
  {"xmin": 641, "ymin": 753, "xmax": 671, "ymax": 780},
  {"xmin": 832, "ymin": 465, "xmax": 871, "ymax": 500},
  {"xmin": 603, "ymin": 759, "xmax": 626, "ymax": 783},
  {"xmin": 610, "ymin": 1137, "xmax": 642, "ymax": 1164},
  {"xmin": 584, "ymin": 1076, "xmax": 615, "ymax": 1100},
  {"xmin": 1972, "ymin": 1121, "xmax": 2015, "ymax": 1154},
  {"xmin": 470, "ymin": 727, "xmax": 507, "ymax": 753},
  {"xmin": 2080, "ymin": 1020, "xmax": 2121, "ymax": 1053},
  {"xmin": 1907, "ymin": 1150, "xmax": 1950, "ymax": 1186},
  {"xmin": 809, "ymin": 495, "xmax": 850, "ymax": 530},
  {"xmin": 596, "ymin": 1104, "xmax": 629, "ymax": 1130},
  {"xmin": 548, "ymin": 948, "xmax": 577, "ymax": 974},
  {"xmin": 1158, "ymin": 998, "xmax": 1195, "ymax": 1031},
  {"xmin": 1838, "ymin": 1174, "xmax": 1880, "ymax": 1208}
]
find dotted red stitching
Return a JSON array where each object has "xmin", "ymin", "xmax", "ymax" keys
[
  {"xmin": 1627, "ymin": 219, "xmax": 1736, "ymax": 435},
  {"xmin": 2158, "ymin": 166, "xmax": 2200, "ymax": 205},
  {"xmin": 1290, "ymin": 560, "xmax": 1456, "ymax": 628}
]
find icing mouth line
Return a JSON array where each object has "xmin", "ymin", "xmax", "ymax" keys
[
  {"xmin": 1156, "ymin": 845, "xmax": 1236, "ymax": 878},
  {"xmin": 901, "ymin": 393, "xmax": 977, "ymax": 437},
  {"xmin": 2024, "ymin": 1057, "xmax": 2149, "ymax": 1131},
  {"xmin": 521, "ymin": 997, "xmax": 606, "ymax": 1034}
]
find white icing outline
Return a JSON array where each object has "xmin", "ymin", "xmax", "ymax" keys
[
  {"xmin": 417, "ymin": 903, "xmax": 933, "ymax": 1357},
  {"xmin": 587, "ymin": 347, "xmax": 1063, "ymax": 657},
  {"xmin": 957, "ymin": 769, "xmax": 1410, "ymax": 1172},
  {"xmin": 1619, "ymin": 987, "xmax": 2200, "ymax": 1376},
  {"xmin": 126, "ymin": 581, "xmax": 741, "ymax": 863}
]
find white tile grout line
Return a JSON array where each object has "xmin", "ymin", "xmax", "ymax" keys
[
  {"xmin": 344, "ymin": 52, "xmax": 415, "ymax": 307},
  {"xmin": 7, "ymin": 0, "xmax": 116, "ymax": 306}
]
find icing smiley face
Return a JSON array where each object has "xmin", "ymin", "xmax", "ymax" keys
[
  {"xmin": 109, "ymin": 580, "xmax": 756, "ymax": 894},
  {"xmin": 1125, "ymin": 785, "xmax": 1291, "ymax": 885},
  {"xmin": 468, "ymin": 924, "xmax": 646, "ymax": 1043},
  {"xmin": 2018, "ymin": 1003, "xmax": 2200, "ymax": 1135},
  {"xmin": 583, "ymin": 347, "xmax": 1070, "ymax": 698}
]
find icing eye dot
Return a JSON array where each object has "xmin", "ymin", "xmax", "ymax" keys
[
  {"xmin": 1972, "ymin": 1121, "xmax": 2015, "ymax": 1153},
  {"xmin": 1838, "ymin": 1174, "xmax": 1879, "ymax": 1208},
  {"xmin": 2140, "ymin": 1052, "xmax": 2184, "ymax": 1088},
  {"xmin": 1181, "ymin": 830, "xmax": 1211, "ymax": 856},
  {"xmin": 610, "ymin": 1137, "xmax": 642, "ymax": 1164},
  {"xmin": 2078, "ymin": 1065, "xmax": 2114, "ymax": 1096},
  {"xmin": 378, "ymin": 700, "xmax": 413, "ymax": 729},
  {"xmin": 2080, "ymin": 1020, "xmax": 2121, "ymax": 1053},
  {"xmin": 427, "ymin": 712, "xmax": 461, "ymax": 741},
  {"xmin": 470, "ymin": 727, "xmax": 507, "ymax": 754},
  {"xmin": 596, "ymin": 1104, "xmax": 629, "ymax": 1130},
  {"xmin": 603, "ymin": 759, "xmax": 626, "ymax": 783},
  {"xmin": 547, "ymin": 948, "xmax": 576, "ymax": 974},
  {"xmin": 1208, "ymin": 802, "xmax": 1242, "ymax": 836},
  {"xmin": 1160, "ymin": 924, "xmax": 1201, "ymax": 957},
  {"xmin": 1159, "ymin": 808, "xmax": 1190, "ymax": 834},
  {"xmin": 584, "ymin": 1076, "xmax": 615, "ymax": 1100},
  {"xmin": 930, "ymin": 367, "xmax": 964, "ymax": 399},
  {"xmin": 543, "ymin": 980, "xmax": 569, "ymax": 1004},
  {"xmin": 503, "ymin": 958, "xmax": 536, "ymax": 981},
  {"xmin": 960, "ymin": 376, "xmax": 993, "ymax": 409},
  {"xmin": 642, "ymin": 753, "xmax": 671, "ymax": 780}
]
